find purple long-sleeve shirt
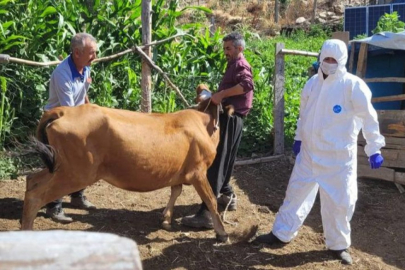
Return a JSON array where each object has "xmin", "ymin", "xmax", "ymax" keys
[{"xmin": 218, "ymin": 55, "xmax": 254, "ymax": 116}]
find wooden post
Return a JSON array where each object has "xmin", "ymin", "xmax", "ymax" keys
[
  {"xmin": 141, "ymin": 0, "xmax": 152, "ymax": 113},
  {"xmin": 210, "ymin": 16, "xmax": 216, "ymax": 37},
  {"xmin": 312, "ymin": 0, "xmax": 318, "ymax": 23},
  {"xmin": 274, "ymin": 0, "xmax": 279, "ymax": 23},
  {"xmin": 331, "ymin": 31, "xmax": 349, "ymax": 46},
  {"xmin": 356, "ymin": 43, "xmax": 368, "ymax": 79},
  {"xmin": 348, "ymin": 41, "xmax": 356, "ymax": 74},
  {"xmin": 273, "ymin": 43, "xmax": 285, "ymax": 155}
]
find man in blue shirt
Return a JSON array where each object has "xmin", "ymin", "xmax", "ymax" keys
[{"xmin": 45, "ymin": 33, "xmax": 98, "ymax": 223}]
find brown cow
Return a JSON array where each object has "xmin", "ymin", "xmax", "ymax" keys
[{"xmin": 22, "ymin": 85, "xmax": 229, "ymax": 242}]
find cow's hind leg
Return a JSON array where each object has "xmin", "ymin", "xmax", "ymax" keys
[
  {"xmin": 22, "ymin": 170, "xmax": 95, "ymax": 230},
  {"xmin": 161, "ymin": 184, "xmax": 182, "ymax": 230},
  {"xmin": 22, "ymin": 169, "xmax": 53, "ymax": 230},
  {"xmin": 22, "ymin": 195, "xmax": 42, "ymax": 230},
  {"xmin": 192, "ymin": 174, "xmax": 228, "ymax": 242}
]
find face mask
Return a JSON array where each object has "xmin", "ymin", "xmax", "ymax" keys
[{"xmin": 321, "ymin": 61, "xmax": 338, "ymax": 75}]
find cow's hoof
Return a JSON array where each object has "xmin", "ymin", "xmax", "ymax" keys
[
  {"xmin": 161, "ymin": 221, "xmax": 172, "ymax": 231},
  {"xmin": 216, "ymin": 233, "xmax": 229, "ymax": 243}
]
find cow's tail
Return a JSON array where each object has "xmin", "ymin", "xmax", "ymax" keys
[
  {"xmin": 30, "ymin": 112, "xmax": 61, "ymax": 173},
  {"xmin": 29, "ymin": 136, "xmax": 57, "ymax": 173}
]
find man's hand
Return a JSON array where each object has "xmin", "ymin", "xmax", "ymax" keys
[
  {"xmin": 211, "ymin": 91, "xmax": 224, "ymax": 105},
  {"xmin": 369, "ymin": 153, "xmax": 384, "ymax": 169}
]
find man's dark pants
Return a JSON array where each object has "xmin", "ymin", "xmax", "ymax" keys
[
  {"xmin": 200, "ymin": 112, "xmax": 244, "ymax": 211},
  {"xmin": 46, "ymin": 189, "xmax": 85, "ymax": 209}
]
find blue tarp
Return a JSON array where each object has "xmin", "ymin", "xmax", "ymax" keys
[
  {"xmin": 349, "ymin": 32, "xmax": 405, "ymax": 110},
  {"xmin": 352, "ymin": 31, "xmax": 405, "ymax": 51}
]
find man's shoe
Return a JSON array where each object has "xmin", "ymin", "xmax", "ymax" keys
[
  {"xmin": 71, "ymin": 195, "xmax": 96, "ymax": 209},
  {"xmin": 46, "ymin": 207, "xmax": 73, "ymax": 223},
  {"xmin": 217, "ymin": 193, "xmax": 237, "ymax": 211},
  {"xmin": 181, "ymin": 208, "xmax": 213, "ymax": 229},
  {"xmin": 330, "ymin": 249, "xmax": 353, "ymax": 265},
  {"xmin": 252, "ymin": 231, "xmax": 287, "ymax": 246}
]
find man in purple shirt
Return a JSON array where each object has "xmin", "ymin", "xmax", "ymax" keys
[{"xmin": 182, "ymin": 32, "xmax": 254, "ymax": 229}]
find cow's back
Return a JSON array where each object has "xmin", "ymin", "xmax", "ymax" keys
[
  {"xmin": 41, "ymin": 104, "xmax": 218, "ymax": 192},
  {"xmin": 97, "ymin": 107, "xmax": 218, "ymax": 191}
]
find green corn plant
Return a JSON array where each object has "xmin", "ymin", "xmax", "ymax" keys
[
  {"xmin": 0, "ymin": 76, "xmax": 6, "ymax": 145},
  {"xmin": 0, "ymin": 0, "xmax": 330, "ymax": 158},
  {"xmin": 0, "ymin": 76, "xmax": 16, "ymax": 147},
  {"xmin": 153, "ymin": 88, "xmax": 177, "ymax": 113}
]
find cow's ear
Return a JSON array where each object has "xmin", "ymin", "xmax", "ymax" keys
[
  {"xmin": 195, "ymin": 84, "xmax": 202, "ymax": 94},
  {"xmin": 225, "ymin": 105, "xmax": 234, "ymax": 116},
  {"xmin": 196, "ymin": 84, "xmax": 210, "ymax": 94}
]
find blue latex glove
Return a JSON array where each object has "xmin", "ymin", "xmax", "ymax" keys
[
  {"xmin": 293, "ymin": 140, "xmax": 301, "ymax": 156},
  {"xmin": 369, "ymin": 153, "xmax": 384, "ymax": 169}
]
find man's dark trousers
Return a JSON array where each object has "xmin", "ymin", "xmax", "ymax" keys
[{"xmin": 201, "ymin": 111, "xmax": 244, "ymax": 210}]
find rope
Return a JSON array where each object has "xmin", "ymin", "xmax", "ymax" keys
[
  {"xmin": 216, "ymin": 104, "xmax": 220, "ymax": 130},
  {"xmin": 201, "ymin": 98, "xmax": 220, "ymax": 131},
  {"xmin": 202, "ymin": 98, "xmax": 211, "ymax": 112},
  {"xmin": 222, "ymin": 194, "xmax": 238, "ymax": 226}
]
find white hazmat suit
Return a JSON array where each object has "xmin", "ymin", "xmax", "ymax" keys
[{"xmin": 272, "ymin": 39, "xmax": 385, "ymax": 250}]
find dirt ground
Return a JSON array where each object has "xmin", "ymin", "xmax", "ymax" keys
[{"xmin": 0, "ymin": 157, "xmax": 404, "ymax": 270}]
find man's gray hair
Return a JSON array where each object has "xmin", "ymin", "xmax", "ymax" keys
[
  {"xmin": 70, "ymin": 33, "xmax": 96, "ymax": 52},
  {"xmin": 223, "ymin": 32, "xmax": 245, "ymax": 49}
]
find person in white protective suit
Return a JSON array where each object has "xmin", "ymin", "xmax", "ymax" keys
[{"xmin": 252, "ymin": 39, "xmax": 385, "ymax": 265}]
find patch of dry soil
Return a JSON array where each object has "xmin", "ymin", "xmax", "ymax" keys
[{"xmin": 1, "ymin": 157, "xmax": 404, "ymax": 269}]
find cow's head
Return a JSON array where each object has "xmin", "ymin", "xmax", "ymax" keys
[
  {"xmin": 194, "ymin": 83, "xmax": 234, "ymax": 117},
  {"xmin": 195, "ymin": 84, "xmax": 212, "ymax": 103},
  {"xmin": 193, "ymin": 84, "xmax": 221, "ymax": 132}
]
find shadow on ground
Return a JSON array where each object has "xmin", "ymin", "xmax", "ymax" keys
[{"xmin": 233, "ymin": 158, "xmax": 405, "ymax": 270}]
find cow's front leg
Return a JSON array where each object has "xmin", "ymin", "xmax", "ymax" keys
[
  {"xmin": 192, "ymin": 174, "xmax": 229, "ymax": 243},
  {"xmin": 161, "ymin": 184, "xmax": 182, "ymax": 230}
]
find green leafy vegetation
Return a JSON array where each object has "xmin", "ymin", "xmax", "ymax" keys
[
  {"xmin": 354, "ymin": 33, "xmax": 368, "ymax": 40},
  {"xmin": 0, "ymin": 0, "xmax": 326, "ymax": 179},
  {"xmin": 372, "ymin": 11, "xmax": 405, "ymax": 34},
  {"xmin": 0, "ymin": 153, "xmax": 17, "ymax": 179}
]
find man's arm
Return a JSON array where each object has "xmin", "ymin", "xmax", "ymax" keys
[
  {"xmin": 85, "ymin": 95, "xmax": 90, "ymax": 104},
  {"xmin": 294, "ymin": 77, "xmax": 315, "ymax": 141},
  {"xmin": 352, "ymin": 79, "xmax": 385, "ymax": 156},
  {"xmin": 211, "ymin": 64, "xmax": 253, "ymax": 105},
  {"xmin": 211, "ymin": 84, "xmax": 244, "ymax": 105}
]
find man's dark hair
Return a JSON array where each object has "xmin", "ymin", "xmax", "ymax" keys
[{"xmin": 223, "ymin": 32, "xmax": 245, "ymax": 49}]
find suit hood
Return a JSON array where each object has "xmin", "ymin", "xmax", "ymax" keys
[{"xmin": 319, "ymin": 39, "xmax": 348, "ymax": 67}]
